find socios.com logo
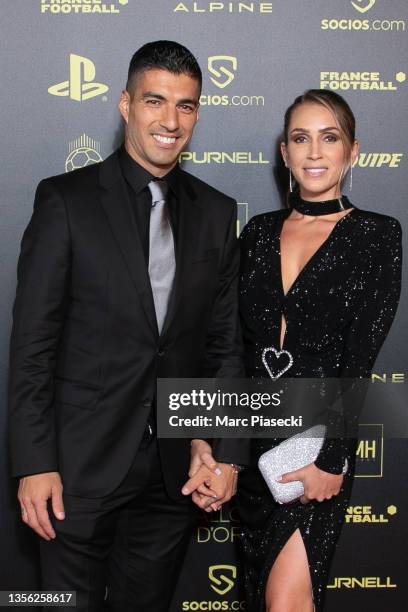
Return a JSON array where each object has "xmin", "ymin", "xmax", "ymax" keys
[
  {"xmin": 48, "ymin": 54, "xmax": 109, "ymax": 101},
  {"xmin": 201, "ymin": 55, "xmax": 264, "ymax": 107},
  {"xmin": 208, "ymin": 56, "xmax": 237, "ymax": 89},
  {"xmin": 209, "ymin": 565, "xmax": 236, "ymax": 596},
  {"xmin": 322, "ymin": 1, "xmax": 405, "ymax": 32},
  {"xmin": 351, "ymin": 0, "xmax": 376, "ymax": 13}
]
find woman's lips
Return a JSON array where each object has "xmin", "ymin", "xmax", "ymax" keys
[{"xmin": 303, "ymin": 168, "xmax": 327, "ymax": 177}]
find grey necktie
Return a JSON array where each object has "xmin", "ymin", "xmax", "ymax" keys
[{"xmin": 148, "ymin": 180, "xmax": 176, "ymax": 334}]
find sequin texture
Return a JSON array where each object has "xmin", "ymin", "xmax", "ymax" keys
[{"xmin": 236, "ymin": 206, "xmax": 402, "ymax": 611}]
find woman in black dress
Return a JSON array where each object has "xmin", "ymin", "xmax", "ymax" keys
[{"xmin": 237, "ymin": 90, "xmax": 402, "ymax": 612}]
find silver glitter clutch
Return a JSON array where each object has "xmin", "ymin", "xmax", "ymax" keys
[{"xmin": 258, "ymin": 425, "xmax": 347, "ymax": 504}]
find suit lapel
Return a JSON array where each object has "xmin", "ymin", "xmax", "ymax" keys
[
  {"xmin": 160, "ymin": 174, "xmax": 202, "ymax": 337},
  {"xmin": 99, "ymin": 151, "xmax": 159, "ymax": 336}
]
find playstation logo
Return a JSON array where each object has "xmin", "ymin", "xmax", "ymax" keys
[{"xmin": 48, "ymin": 54, "xmax": 109, "ymax": 102}]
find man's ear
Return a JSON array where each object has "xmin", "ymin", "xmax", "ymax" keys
[{"xmin": 118, "ymin": 90, "xmax": 130, "ymax": 124}]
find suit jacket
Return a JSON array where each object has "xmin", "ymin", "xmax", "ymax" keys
[{"xmin": 9, "ymin": 149, "xmax": 248, "ymax": 499}]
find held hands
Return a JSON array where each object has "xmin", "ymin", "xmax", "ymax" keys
[
  {"xmin": 18, "ymin": 472, "xmax": 65, "ymax": 540},
  {"xmin": 278, "ymin": 462, "xmax": 344, "ymax": 504},
  {"xmin": 182, "ymin": 439, "xmax": 238, "ymax": 512}
]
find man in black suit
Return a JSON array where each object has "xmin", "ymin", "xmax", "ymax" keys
[{"xmin": 9, "ymin": 41, "xmax": 247, "ymax": 610}]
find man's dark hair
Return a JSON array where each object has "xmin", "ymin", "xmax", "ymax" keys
[{"xmin": 126, "ymin": 40, "xmax": 202, "ymax": 95}]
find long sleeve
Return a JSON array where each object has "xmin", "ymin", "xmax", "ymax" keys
[
  {"xmin": 203, "ymin": 202, "xmax": 249, "ymax": 465},
  {"xmin": 339, "ymin": 218, "xmax": 402, "ymax": 378},
  {"xmin": 315, "ymin": 217, "xmax": 402, "ymax": 473},
  {"xmin": 201, "ymin": 201, "xmax": 244, "ymax": 378},
  {"xmin": 8, "ymin": 179, "xmax": 72, "ymax": 477}
]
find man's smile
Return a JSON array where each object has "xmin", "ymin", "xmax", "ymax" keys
[{"xmin": 152, "ymin": 133, "xmax": 179, "ymax": 147}]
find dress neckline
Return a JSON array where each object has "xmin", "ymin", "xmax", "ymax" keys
[{"xmin": 278, "ymin": 207, "xmax": 356, "ymax": 299}]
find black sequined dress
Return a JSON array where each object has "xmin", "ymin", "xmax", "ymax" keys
[{"xmin": 237, "ymin": 204, "xmax": 402, "ymax": 611}]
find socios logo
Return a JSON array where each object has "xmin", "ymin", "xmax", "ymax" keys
[
  {"xmin": 208, "ymin": 565, "xmax": 236, "ymax": 596},
  {"xmin": 321, "ymin": 0, "xmax": 405, "ymax": 32},
  {"xmin": 201, "ymin": 55, "xmax": 264, "ymax": 107},
  {"xmin": 351, "ymin": 0, "xmax": 376, "ymax": 13},
  {"xmin": 48, "ymin": 54, "xmax": 109, "ymax": 101},
  {"xmin": 65, "ymin": 134, "xmax": 103, "ymax": 173},
  {"xmin": 208, "ymin": 56, "xmax": 237, "ymax": 89}
]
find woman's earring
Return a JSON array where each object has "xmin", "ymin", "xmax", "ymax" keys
[
  {"xmin": 289, "ymin": 168, "xmax": 293, "ymax": 193},
  {"xmin": 349, "ymin": 163, "xmax": 353, "ymax": 192}
]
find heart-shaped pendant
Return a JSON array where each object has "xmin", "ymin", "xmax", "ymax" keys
[{"xmin": 262, "ymin": 347, "xmax": 293, "ymax": 380}]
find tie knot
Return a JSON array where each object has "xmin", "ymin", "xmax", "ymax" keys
[{"xmin": 148, "ymin": 180, "xmax": 168, "ymax": 205}]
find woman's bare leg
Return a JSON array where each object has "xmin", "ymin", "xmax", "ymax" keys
[{"xmin": 265, "ymin": 528, "xmax": 314, "ymax": 612}]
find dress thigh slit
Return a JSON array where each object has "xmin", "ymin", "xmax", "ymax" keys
[{"xmin": 237, "ymin": 465, "xmax": 353, "ymax": 612}]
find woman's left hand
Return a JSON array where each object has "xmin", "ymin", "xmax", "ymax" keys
[{"xmin": 278, "ymin": 463, "xmax": 344, "ymax": 504}]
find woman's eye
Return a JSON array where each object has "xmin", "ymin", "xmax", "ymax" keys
[
  {"xmin": 293, "ymin": 135, "xmax": 307, "ymax": 143},
  {"xmin": 324, "ymin": 134, "xmax": 338, "ymax": 142}
]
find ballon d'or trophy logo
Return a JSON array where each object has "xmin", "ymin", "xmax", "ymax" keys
[{"xmin": 65, "ymin": 135, "xmax": 103, "ymax": 173}]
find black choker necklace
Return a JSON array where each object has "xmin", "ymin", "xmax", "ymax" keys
[{"xmin": 291, "ymin": 194, "xmax": 353, "ymax": 216}]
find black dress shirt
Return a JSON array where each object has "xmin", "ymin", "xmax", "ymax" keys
[{"xmin": 118, "ymin": 145, "xmax": 179, "ymax": 264}]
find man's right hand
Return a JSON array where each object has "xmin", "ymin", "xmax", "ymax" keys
[{"xmin": 18, "ymin": 472, "xmax": 65, "ymax": 540}]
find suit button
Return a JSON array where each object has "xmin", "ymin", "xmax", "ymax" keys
[{"xmin": 158, "ymin": 350, "xmax": 165, "ymax": 357}]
